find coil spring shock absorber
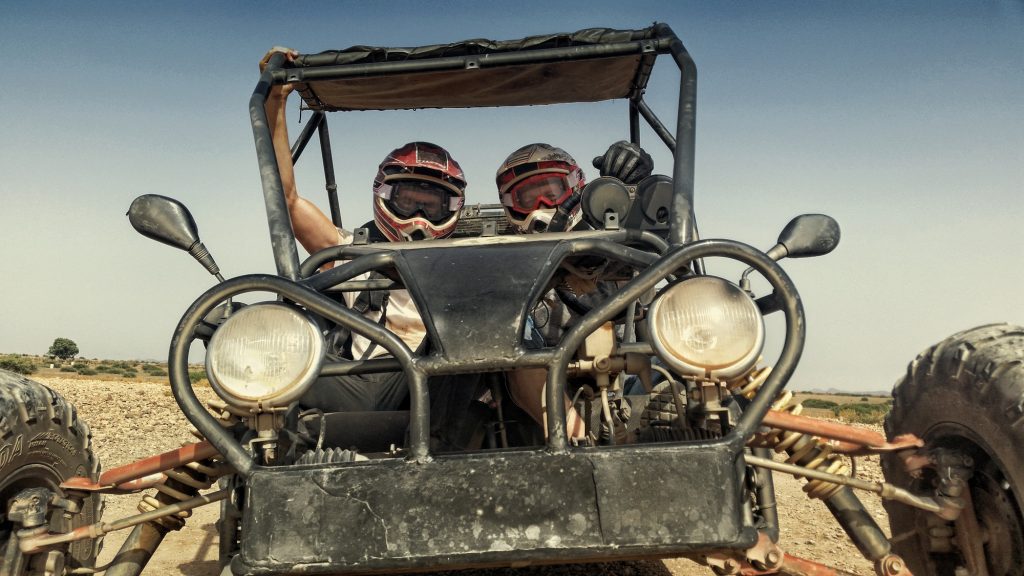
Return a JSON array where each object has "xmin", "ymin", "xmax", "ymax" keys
[
  {"xmin": 105, "ymin": 457, "xmax": 225, "ymax": 576},
  {"xmin": 731, "ymin": 365, "xmax": 901, "ymax": 571},
  {"xmin": 136, "ymin": 459, "xmax": 223, "ymax": 529},
  {"xmin": 730, "ymin": 365, "xmax": 848, "ymax": 499}
]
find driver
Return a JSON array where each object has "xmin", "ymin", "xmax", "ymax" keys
[{"xmin": 264, "ymin": 49, "xmax": 466, "ymax": 413}]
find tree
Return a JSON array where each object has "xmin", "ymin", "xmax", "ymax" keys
[{"xmin": 48, "ymin": 337, "xmax": 79, "ymax": 361}]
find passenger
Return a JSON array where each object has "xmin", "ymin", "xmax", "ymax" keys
[
  {"xmin": 264, "ymin": 48, "xmax": 466, "ymax": 413},
  {"xmin": 496, "ymin": 142, "xmax": 653, "ymax": 441}
]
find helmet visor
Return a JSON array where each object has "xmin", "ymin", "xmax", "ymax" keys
[
  {"xmin": 385, "ymin": 180, "xmax": 458, "ymax": 222},
  {"xmin": 507, "ymin": 174, "xmax": 572, "ymax": 213}
]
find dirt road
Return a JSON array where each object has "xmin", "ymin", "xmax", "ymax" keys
[{"xmin": 39, "ymin": 376, "xmax": 890, "ymax": 575}]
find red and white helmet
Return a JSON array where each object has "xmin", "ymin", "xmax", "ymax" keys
[
  {"xmin": 496, "ymin": 143, "xmax": 585, "ymax": 233},
  {"xmin": 372, "ymin": 142, "xmax": 467, "ymax": 242}
]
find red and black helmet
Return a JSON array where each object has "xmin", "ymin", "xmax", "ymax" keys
[
  {"xmin": 373, "ymin": 142, "xmax": 467, "ymax": 241},
  {"xmin": 496, "ymin": 143, "xmax": 585, "ymax": 233}
]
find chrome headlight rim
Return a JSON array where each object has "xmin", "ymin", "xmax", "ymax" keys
[
  {"xmin": 205, "ymin": 302, "xmax": 325, "ymax": 410},
  {"xmin": 647, "ymin": 276, "xmax": 765, "ymax": 380}
]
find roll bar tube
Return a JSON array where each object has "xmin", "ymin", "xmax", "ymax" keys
[
  {"xmin": 250, "ymin": 52, "xmax": 301, "ymax": 281},
  {"xmin": 655, "ymin": 23, "xmax": 698, "ymax": 247}
]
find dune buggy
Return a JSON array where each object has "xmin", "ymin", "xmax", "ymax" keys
[{"xmin": 2, "ymin": 22, "xmax": 1022, "ymax": 576}]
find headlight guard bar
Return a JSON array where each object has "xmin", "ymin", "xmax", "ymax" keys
[{"xmin": 169, "ymin": 236, "xmax": 803, "ymax": 478}]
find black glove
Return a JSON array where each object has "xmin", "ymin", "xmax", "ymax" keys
[{"xmin": 592, "ymin": 141, "xmax": 654, "ymax": 185}]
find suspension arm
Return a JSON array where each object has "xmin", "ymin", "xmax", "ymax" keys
[
  {"xmin": 61, "ymin": 441, "xmax": 221, "ymax": 494},
  {"xmin": 17, "ymin": 489, "xmax": 229, "ymax": 555},
  {"xmin": 744, "ymin": 454, "xmax": 956, "ymax": 518},
  {"xmin": 760, "ymin": 410, "xmax": 924, "ymax": 455}
]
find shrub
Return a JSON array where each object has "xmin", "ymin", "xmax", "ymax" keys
[
  {"xmin": 834, "ymin": 402, "xmax": 890, "ymax": 424},
  {"xmin": 0, "ymin": 356, "xmax": 37, "ymax": 375},
  {"xmin": 188, "ymin": 370, "xmax": 207, "ymax": 384},
  {"xmin": 60, "ymin": 366, "xmax": 77, "ymax": 372},
  {"xmin": 148, "ymin": 369, "xmax": 167, "ymax": 377},
  {"xmin": 801, "ymin": 398, "xmax": 839, "ymax": 410},
  {"xmin": 77, "ymin": 368, "xmax": 98, "ymax": 376}
]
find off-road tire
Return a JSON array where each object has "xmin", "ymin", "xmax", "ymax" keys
[
  {"xmin": 0, "ymin": 370, "xmax": 102, "ymax": 571},
  {"xmin": 882, "ymin": 324, "xmax": 1024, "ymax": 576}
]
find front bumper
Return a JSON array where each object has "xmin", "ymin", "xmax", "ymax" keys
[{"xmin": 232, "ymin": 440, "xmax": 755, "ymax": 575}]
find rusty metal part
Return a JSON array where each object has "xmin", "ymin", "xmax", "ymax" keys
[
  {"xmin": 780, "ymin": 553, "xmax": 863, "ymax": 576},
  {"xmin": 953, "ymin": 486, "xmax": 990, "ymax": 576},
  {"xmin": 18, "ymin": 488, "xmax": 230, "ymax": 555},
  {"xmin": 61, "ymin": 441, "xmax": 221, "ymax": 493},
  {"xmin": 730, "ymin": 366, "xmax": 850, "ymax": 500},
  {"xmin": 874, "ymin": 554, "xmax": 914, "ymax": 576},
  {"xmin": 761, "ymin": 410, "xmax": 923, "ymax": 455},
  {"xmin": 744, "ymin": 454, "xmax": 953, "ymax": 516},
  {"xmin": 700, "ymin": 538, "xmax": 863, "ymax": 576},
  {"xmin": 103, "ymin": 522, "xmax": 167, "ymax": 576},
  {"xmin": 103, "ymin": 458, "xmax": 227, "ymax": 576},
  {"xmin": 744, "ymin": 532, "xmax": 785, "ymax": 571}
]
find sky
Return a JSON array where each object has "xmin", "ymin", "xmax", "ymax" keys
[{"xmin": 1, "ymin": 1, "xmax": 1021, "ymax": 392}]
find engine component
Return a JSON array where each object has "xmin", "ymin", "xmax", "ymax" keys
[{"xmin": 294, "ymin": 448, "xmax": 360, "ymax": 466}]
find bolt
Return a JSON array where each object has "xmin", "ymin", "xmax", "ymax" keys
[
  {"xmin": 883, "ymin": 557, "xmax": 904, "ymax": 574},
  {"xmin": 765, "ymin": 550, "xmax": 781, "ymax": 566}
]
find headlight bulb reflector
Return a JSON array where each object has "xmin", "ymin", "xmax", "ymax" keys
[
  {"xmin": 647, "ymin": 276, "xmax": 764, "ymax": 379},
  {"xmin": 206, "ymin": 303, "xmax": 324, "ymax": 409}
]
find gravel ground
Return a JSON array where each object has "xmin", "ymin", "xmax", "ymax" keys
[{"xmin": 38, "ymin": 376, "xmax": 890, "ymax": 576}]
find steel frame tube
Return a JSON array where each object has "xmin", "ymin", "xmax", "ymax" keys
[
  {"xmin": 249, "ymin": 52, "xmax": 301, "ymax": 280},
  {"xmin": 289, "ymin": 111, "xmax": 323, "ymax": 163},
  {"xmin": 637, "ymin": 99, "xmax": 677, "ymax": 152},
  {"xmin": 629, "ymin": 100, "xmax": 641, "ymax": 144},
  {"xmin": 317, "ymin": 116, "xmax": 343, "ymax": 230},
  {"xmin": 654, "ymin": 23, "xmax": 697, "ymax": 246}
]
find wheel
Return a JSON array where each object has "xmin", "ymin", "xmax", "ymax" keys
[
  {"xmin": 0, "ymin": 370, "xmax": 102, "ymax": 573},
  {"xmin": 882, "ymin": 324, "xmax": 1024, "ymax": 576}
]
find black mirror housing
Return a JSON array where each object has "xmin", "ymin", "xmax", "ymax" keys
[
  {"xmin": 127, "ymin": 194, "xmax": 201, "ymax": 252},
  {"xmin": 774, "ymin": 214, "xmax": 841, "ymax": 259}
]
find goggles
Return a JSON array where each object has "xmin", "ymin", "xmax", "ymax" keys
[
  {"xmin": 383, "ymin": 179, "xmax": 461, "ymax": 222},
  {"xmin": 503, "ymin": 173, "xmax": 573, "ymax": 213}
]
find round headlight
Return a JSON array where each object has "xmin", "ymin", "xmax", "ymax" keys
[
  {"xmin": 647, "ymin": 276, "xmax": 764, "ymax": 379},
  {"xmin": 206, "ymin": 303, "xmax": 325, "ymax": 410}
]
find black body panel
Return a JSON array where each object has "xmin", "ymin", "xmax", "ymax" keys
[{"xmin": 397, "ymin": 242, "xmax": 560, "ymax": 362}]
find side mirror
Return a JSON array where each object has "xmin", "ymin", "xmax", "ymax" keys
[
  {"xmin": 128, "ymin": 195, "xmax": 223, "ymax": 279},
  {"xmin": 128, "ymin": 195, "xmax": 201, "ymax": 251},
  {"xmin": 767, "ymin": 214, "xmax": 841, "ymax": 260}
]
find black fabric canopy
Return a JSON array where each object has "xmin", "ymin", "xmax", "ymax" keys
[{"xmin": 291, "ymin": 27, "xmax": 661, "ymax": 111}]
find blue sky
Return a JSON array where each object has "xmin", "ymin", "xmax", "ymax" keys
[{"xmin": 1, "ymin": 1, "xmax": 1021, "ymax": 391}]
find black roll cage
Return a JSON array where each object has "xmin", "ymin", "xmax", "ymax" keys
[
  {"xmin": 249, "ymin": 22, "xmax": 698, "ymax": 281},
  {"xmin": 168, "ymin": 23, "xmax": 806, "ymax": 481}
]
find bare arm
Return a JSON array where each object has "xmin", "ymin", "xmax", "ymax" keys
[{"xmin": 263, "ymin": 49, "xmax": 343, "ymax": 256}]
